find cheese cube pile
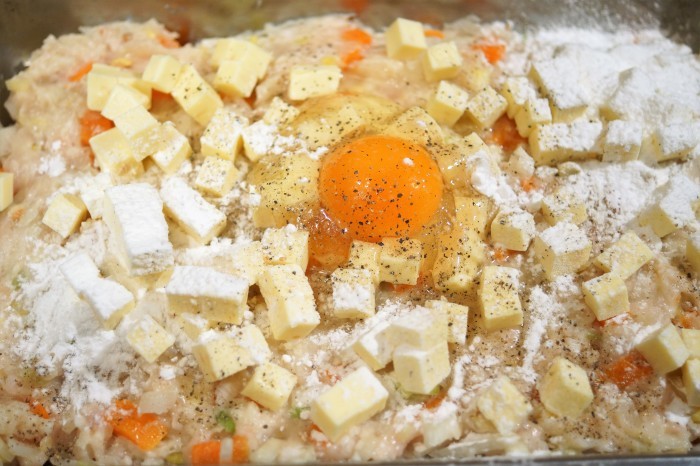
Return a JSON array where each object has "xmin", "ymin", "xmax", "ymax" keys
[
  {"xmin": 101, "ymin": 84, "xmax": 151, "ymax": 121},
  {"xmin": 193, "ymin": 327, "xmax": 269, "ymax": 382},
  {"xmin": 541, "ymin": 189, "xmax": 587, "ymax": 226},
  {"xmin": 534, "ymin": 222, "xmax": 591, "ymax": 280},
  {"xmin": 490, "ymin": 209, "xmax": 536, "ymax": 252},
  {"xmin": 42, "ymin": 194, "xmax": 88, "ymax": 238},
  {"xmin": 87, "ymin": 64, "xmax": 145, "ymax": 111},
  {"xmin": 241, "ymin": 362, "xmax": 297, "ymax": 411},
  {"xmin": 352, "ymin": 321, "xmax": 393, "ymax": 371},
  {"xmin": 160, "ymin": 177, "xmax": 226, "ymax": 244},
  {"xmin": 425, "ymin": 81, "xmax": 470, "ymax": 127},
  {"xmin": 453, "ymin": 194, "xmax": 490, "ymax": 239},
  {"xmin": 593, "ymin": 231, "xmax": 654, "ymax": 279},
  {"xmin": 150, "ymin": 122, "xmax": 192, "ymax": 174},
  {"xmin": 477, "ymin": 376, "xmax": 532, "ymax": 433},
  {"xmin": 200, "ymin": 109, "xmax": 249, "ymax": 160},
  {"xmin": 393, "ymin": 341, "xmax": 451, "ymax": 395},
  {"xmin": 538, "ymin": 357, "xmax": 593, "ymax": 418},
  {"xmin": 465, "ymin": 86, "xmax": 508, "ymax": 129},
  {"xmin": 0, "ymin": 173, "xmax": 12, "ymax": 212},
  {"xmin": 640, "ymin": 175, "xmax": 700, "ymax": 238},
  {"xmin": 602, "ymin": 120, "xmax": 643, "ymax": 162},
  {"xmin": 432, "ymin": 227, "xmax": 485, "ymax": 293},
  {"xmin": 425, "ymin": 299, "xmax": 469, "ymax": 345},
  {"xmin": 379, "ymin": 237, "xmax": 423, "ymax": 285},
  {"xmin": 261, "ymin": 225, "xmax": 310, "ymax": 271},
  {"xmin": 385, "ymin": 18, "xmax": 427, "ymax": 60},
  {"xmin": 347, "ymin": 240, "xmax": 381, "ymax": 285},
  {"xmin": 421, "ymin": 42, "xmax": 463, "ymax": 82},
  {"xmin": 141, "ymin": 54, "xmax": 183, "ymax": 93},
  {"xmin": 514, "ymin": 98, "xmax": 552, "ymax": 137},
  {"xmin": 501, "ymin": 76, "xmax": 537, "ymax": 118},
  {"xmin": 330, "ymin": 268, "xmax": 375, "ymax": 319},
  {"xmin": 288, "ymin": 65, "xmax": 342, "ymax": 101},
  {"xmin": 529, "ymin": 119, "xmax": 603, "ymax": 166},
  {"xmin": 172, "ymin": 64, "xmax": 223, "ymax": 126},
  {"xmin": 688, "ymin": 234, "xmax": 700, "ymax": 273},
  {"xmin": 636, "ymin": 324, "xmax": 689, "ymax": 374},
  {"xmin": 479, "ymin": 266, "xmax": 523, "ymax": 331},
  {"xmin": 126, "ymin": 315, "xmax": 175, "ymax": 363},
  {"xmin": 213, "ymin": 39, "xmax": 272, "ymax": 98},
  {"xmin": 582, "ymin": 273, "xmax": 629, "ymax": 321},
  {"xmin": 195, "ymin": 156, "xmax": 239, "ymax": 197},
  {"xmin": 89, "ymin": 128, "xmax": 143, "ymax": 179},
  {"xmin": 683, "ymin": 359, "xmax": 700, "ymax": 407}
]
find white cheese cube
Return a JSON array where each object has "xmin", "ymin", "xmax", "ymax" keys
[
  {"xmin": 639, "ymin": 175, "xmax": 700, "ymax": 238},
  {"xmin": 602, "ymin": 120, "xmax": 643, "ymax": 162},
  {"xmin": 171, "ymin": 64, "xmax": 223, "ymax": 126},
  {"xmin": 529, "ymin": 119, "xmax": 603, "ymax": 166},
  {"xmin": 379, "ymin": 237, "xmax": 423, "ymax": 285},
  {"xmin": 193, "ymin": 330, "xmax": 263, "ymax": 382},
  {"xmin": 490, "ymin": 209, "xmax": 536, "ymax": 252},
  {"xmin": 507, "ymin": 147, "xmax": 536, "ymax": 181},
  {"xmin": 425, "ymin": 81, "xmax": 470, "ymax": 127},
  {"xmin": 258, "ymin": 264, "xmax": 320, "ymax": 340},
  {"xmin": 160, "ymin": 177, "xmax": 226, "ymax": 244},
  {"xmin": 331, "ymin": 268, "xmax": 375, "ymax": 319},
  {"xmin": 432, "ymin": 227, "xmax": 485, "ymax": 293},
  {"xmin": 425, "ymin": 299, "xmax": 469, "ymax": 345},
  {"xmin": 393, "ymin": 341, "xmax": 451, "ymax": 395},
  {"xmin": 347, "ymin": 240, "xmax": 381, "ymax": 285},
  {"xmin": 101, "ymin": 84, "xmax": 151, "ymax": 121},
  {"xmin": 688, "ymin": 234, "xmax": 700, "ymax": 274},
  {"xmin": 261, "ymin": 225, "xmax": 309, "ymax": 271},
  {"xmin": 103, "ymin": 183, "xmax": 174, "ymax": 276},
  {"xmin": 42, "ymin": 194, "xmax": 88, "ymax": 238},
  {"xmin": 453, "ymin": 194, "xmax": 490, "ymax": 239},
  {"xmin": 86, "ymin": 64, "xmax": 142, "ymax": 111},
  {"xmin": 165, "ymin": 265, "xmax": 248, "ymax": 324},
  {"xmin": 352, "ymin": 321, "xmax": 394, "ymax": 371},
  {"xmin": 529, "ymin": 58, "xmax": 588, "ymax": 122},
  {"xmin": 534, "ymin": 222, "xmax": 591, "ymax": 280},
  {"xmin": 514, "ymin": 98, "xmax": 552, "ymax": 137},
  {"xmin": 541, "ymin": 189, "xmax": 587, "ymax": 226},
  {"xmin": 651, "ymin": 122, "xmax": 700, "ymax": 162},
  {"xmin": 538, "ymin": 357, "xmax": 593, "ymax": 418},
  {"xmin": 384, "ymin": 18, "xmax": 427, "ymax": 60},
  {"xmin": 126, "ymin": 315, "xmax": 175, "ymax": 363},
  {"xmin": 501, "ymin": 77, "xmax": 537, "ymax": 118},
  {"xmin": 465, "ymin": 86, "xmax": 508, "ymax": 129},
  {"xmin": 683, "ymin": 359, "xmax": 700, "ymax": 407},
  {"xmin": 194, "ymin": 156, "xmax": 239, "ymax": 197},
  {"xmin": 582, "ymin": 273, "xmax": 629, "ymax": 321},
  {"xmin": 89, "ymin": 128, "xmax": 143, "ymax": 179},
  {"xmin": 0, "ymin": 172, "xmax": 12, "ymax": 212},
  {"xmin": 479, "ymin": 265, "xmax": 523, "ymax": 331},
  {"xmin": 141, "ymin": 54, "xmax": 183, "ymax": 93},
  {"xmin": 310, "ymin": 366, "xmax": 388, "ymax": 442},
  {"xmin": 421, "ymin": 402, "xmax": 462, "ymax": 448},
  {"xmin": 421, "ymin": 42, "xmax": 463, "ymax": 82},
  {"xmin": 230, "ymin": 241, "xmax": 265, "ymax": 286},
  {"xmin": 112, "ymin": 105, "xmax": 162, "ymax": 161},
  {"xmin": 681, "ymin": 329, "xmax": 700, "ymax": 359},
  {"xmin": 288, "ymin": 65, "xmax": 342, "ymax": 101},
  {"xmin": 477, "ymin": 376, "xmax": 532, "ymax": 434},
  {"xmin": 175, "ymin": 312, "xmax": 212, "ymax": 340},
  {"xmin": 150, "ymin": 122, "xmax": 192, "ymax": 174},
  {"xmin": 263, "ymin": 97, "xmax": 300, "ymax": 126},
  {"xmin": 200, "ymin": 108, "xmax": 248, "ymax": 160},
  {"xmin": 636, "ymin": 324, "xmax": 689, "ymax": 374},
  {"xmin": 593, "ymin": 231, "xmax": 654, "ymax": 279},
  {"xmin": 388, "ymin": 306, "xmax": 448, "ymax": 350},
  {"xmin": 242, "ymin": 121, "xmax": 279, "ymax": 162},
  {"xmin": 241, "ymin": 362, "xmax": 297, "ymax": 411}
]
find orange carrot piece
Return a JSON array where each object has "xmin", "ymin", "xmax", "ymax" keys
[
  {"xmin": 158, "ymin": 34, "xmax": 181, "ymax": 49},
  {"xmin": 107, "ymin": 400, "xmax": 168, "ymax": 451},
  {"xmin": 69, "ymin": 62, "xmax": 93, "ymax": 82},
  {"xmin": 602, "ymin": 351, "xmax": 653, "ymax": 390},
  {"xmin": 493, "ymin": 247, "xmax": 514, "ymax": 263},
  {"xmin": 79, "ymin": 110, "xmax": 114, "ymax": 146},
  {"xmin": 342, "ymin": 48, "xmax": 365, "ymax": 68},
  {"xmin": 231, "ymin": 435, "xmax": 249, "ymax": 464},
  {"xmin": 26, "ymin": 398, "xmax": 51, "ymax": 419},
  {"xmin": 306, "ymin": 424, "xmax": 330, "ymax": 448},
  {"xmin": 423, "ymin": 391, "xmax": 446, "ymax": 410},
  {"xmin": 191, "ymin": 436, "xmax": 249, "ymax": 465},
  {"xmin": 473, "ymin": 42, "xmax": 506, "ymax": 64},
  {"xmin": 342, "ymin": 28, "xmax": 372, "ymax": 45},
  {"xmin": 489, "ymin": 115, "xmax": 526, "ymax": 153},
  {"xmin": 424, "ymin": 29, "xmax": 445, "ymax": 39},
  {"xmin": 520, "ymin": 176, "xmax": 540, "ymax": 193}
]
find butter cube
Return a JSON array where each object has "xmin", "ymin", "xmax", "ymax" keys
[
  {"xmin": 602, "ymin": 120, "xmax": 643, "ymax": 162},
  {"xmin": 477, "ymin": 376, "xmax": 532, "ymax": 433},
  {"xmin": 593, "ymin": 231, "xmax": 654, "ymax": 279},
  {"xmin": 200, "ymin": 108, "xmax": 249, "ymax": 161},
  {"xmin": 331, "ymin": 268, "xmax": 375, "ymax": 319},
  {"xmin": 42, "ymin": 194, "xmax": 88, "ymax": 238},
  {"xmin": 425, "ymin": 81, "xmax": 470, "ymax": 127},
  {"xmin": 160, "ymin": 177, "xmax": 226, "ymax": 244},
  {"xmin": 288, "ymin": 65, "xmax": 342, "ymax": 101},
  {"xmin": 193, "ymin": 330, "xmax": 263, "ymax": 382},
  {"xmin": 507, "ymin": 147, "xmax": 536, "ymax": 181},
  {"xmin": 683, "ymin": 359, "xmax": 700, "ymax": 407},
  {"xmin": 0, "ymin": 173, "xmax": 13, "ymax": 212},
  {"xmin": 261, "ymin": 225, "xmax": 309, "ymax": 271},
  {"xmin": 636, "ymin": 324, "xmax": 689, "ymax": 374},
  {"xmin": 231, "ymin": 241, "xmax": 265, "ymax": 286},
  {"xmin": 453, "ymin": 194, "xmax": 490, "ymax": 239},
  {"xmin": 651, "ymin": 123, "xmax": 699, "ymax": 162},
  {"xmin": 529, "ymin": 119, "xmax": 603, "ymax": 166},
  {"xmin": 582, "ymin": 273, "xmax": 629, "ymax": 321},
  {"xmin": 432, "ymin": 227, "xmax": 485, "ymax": 293},
  {"xmin": 465, "ymin": 86, "xmax": 508, "ymax": 129},
  {"xmin": 538, "ymin": 357, "xmax": 593, "ymax": 418},
  {"xmin": 514, "ymin": 98, "xmax": 552, "ymax": 137},
  {"xmin": 263, "ymin": 97, "xmax": 300, "ymax": 126},
  {"xmin": 421, "ymin": 402, "xmax": 461, "ymax": 448},
  {"xmin": 165, "ymin": 265, "xmax": 249, "ymax": 324},
  {"xmin": 421, "ymin": 42, "xmax": 463, "ymax": 82},
  {"xmin": 194, "ymin": 156, "xmax": 239, "ymax": 197},
  {"xmin": 383, "ymin": 106, "xmax": 444, "ymax": 147},
  {"xmin": 681, "ymin": 329, "xmax": 700, "ymax": 359},
  {"xmin": 385, "ymin": 18, "xmax": 427, "ymax": 60},
  {"xmin": 640, "ymin": 175, "xmax": 699, "ymax": 238},
  {"xmin": 534, "ymin": 222, "xmax": 591, "ymax": 280},
  {"xmin": 258, "ymin": 265, "xmax": 320, "ymax": 340},
  {"xmin": 352, "ymin": 321, "xmax": 393, "ymax": 371},
  {"xmin": 87, "ymin": 64, "xmax": 142, "ymax": 111},
  {"xmin": 150, "ymin": 122, "xmax": 192, "ymax": 174},
  {"xmin": 141, "ymin": 54, "xmax": 183, "ymax": 93},
  {"xmin": 172, "ymin": 64, "xmax": 223, "ymax": 126},
  {"xmin": 379, "ymin": 237, "xmax": 422, "ymax": 285},
  {"xmin": 490, "ymin": 209, "xmax": 536, "ymax": 252},
  {"xmin": 501, "ymin": 77, "xmax": 537, "ymax": 118},
  {"xmin": 310, "ymin": 366, "xmax": 388, "ymax": 442},
  {"xmin": 126, "ymin": 315, "xmax": 175, "ymax": 363},
  {"xmin": 101, "ymin": 84, "xmax": 151, "ymax": 121},
  {"xmin": 425, "ymin": 299, "xmax": 469, "ymax": 345},
  {"xmin": 387, "ymin": 306, "xmax": 448, "ymax": 350},
  {"xmin": 688, "ymin": 234, "xmax": 700, "ymax": 273},
  {"xmin": 242, "ymin": 362, "xmax": 297, "ymax": 411},
  {"xmin": 347, "ymin": 240, "xmax": 381, "ymax": 285},
  {"xmin": 479, "ymin": 265, "xmax": 523, "ymax": 331},
  {"xmin": 112, "ymin": 105, "xmax": 162, "ymax": 161},
  {"xmin": 393, "ymin": 341, "xmax": 451, "ymax": 395},
  {"xmin": 541, "ymin": 189, "xmax": 587, "ymax": 226},
  {"xmin": 89, "ymin": 128, "xmax": 143, "ymax": 179}
]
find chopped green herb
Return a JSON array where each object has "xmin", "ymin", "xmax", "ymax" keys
[
  {"xmin": 165, "ymin": 451, "xmax": 185, "ymax": 465},
  {"xmin": 290, "ymin": 406, "xmax": 309, "ymax": 419},
  {"xmin": 216, "ymin": 410, "xmax": 236, "ymax": 433}
]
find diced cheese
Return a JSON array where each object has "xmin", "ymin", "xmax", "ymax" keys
[
  {"xmin": 387, "ymin": 306, "xmax": 448, "ymax": 350},
  {"xmin": 211, "ymin": 38, "xmax": 271, "ymax": 76},
  {"xmin": 112, "ymin": 105, "xmax": 162, "ymax": 161},
  {"xmin": 258, "ymin": 264, "xmax": 320, "ymax": 340},
  {"xmin": 479, "ymin": 265, "xmax": 523, "ymax": 331},
  {"xmin": 541, "ymin": 189, "xmax": 587, "ymax": 226},
  {"xmin": 529, "ymin": 58, "xmax": 589, "ymax": 122},
  {"xmin": 101, "ymin": 84, "xmax": 151, "ymax": 121},
  {"xmin": 500, "ymin": 76, "xmax": 537, "ymax": 118},
  {"xmin": 432, "ymin": 226, "xmax": 485, "ymax": 293},
  {"xmin": 352, "ymin": 321, "xmax": 393, "ymax": 371},
  {"xmin": 288, "ymin": 65, "xmax": 342, "ymax": 101},
  {"xmin": 310, "ymin": 366, "xmax": 388, "ymax": 442},
  {"xmin": 639, "ymin": 175, "xmax": 700, "ymax": 238},
  {"xmin": 490, "ymin": 209, "xmax": 536, "ymax": 252},
  {"xmin": 141, "ymin": 54, "xmax": 183, "ymax": 93},
  {"xmin": 507, "ymin": 147, "xmax": 536, "ymax": 181},
  {"xmin": 231, "ymin": 241, "xmax": 265, "ymax": 286},
  {"xmin": 477, "ymin": 376, "xmax": 532, "ymax": 434},
  {"xmin": 688, "ymin": 234, "xmax": 700, "ymax": 274},
  {"xmin": 421, "ymin": 42, "xmax": 463, "ymax": 82},
  {"xmin": 393, "ymin": 341, "xmax": 451, "ymax": 395},
  {"xmin": 200, "ymin": 108, "xmax": 249, "ymax": 160},
  {"xmin": 165, "ymin": 265, "xmax": 248, "ymax": 324},
  {"xmin": 347, "ymin": 240, "xmax": 381, "ymax": 285},
  {"xmin": 436, "ymin": 132, "xmax": 489, "ymax": 186},
  {"xmin": 602, "ymin": 120, "xmax": 643, "ymax": 162},
  {"xmin": 425, "ymin": 81, "xmax": 470, "ymax": 127},
  {"xmin": 0, "ymin": 173, "xmax": 13, "ymax": 212},
  {"xmin": 538, "ymin": 357, "xmax": 593, "ymax": 418},
  {"xmin": 103, "ymin": 183, "xmax": 174, "ymax": 276},
  {"xmin": 593, "ymin": 231, "xmax": 654, "ymax": 279},
  {"xmin": 514, "ymin": 98, "xmax": 552, "ymax": 137},
  {"xmin": 383, "ymin": 106, "xmax": 444, "ymax": 147},
  {"xmin": 242, "ymin": 121, "xmax": 280, "ymax": 162},
  {"xmin": 421, "ymin": 402, "xmax": 462, "ymax": 448},
  {"xmin": 263, "ymin": 97, "xmax": 300, "ymax": 126},
  {"xmin": 651, "ymin": 122, "xmax": 700, "ymax": 162},
  {"xmin": 384, "ymin": 18, "xmax": 427, "ymax": 60},
  {"xmin": 379, "ymin": 237, "xmax": 423, "ymax": 285},
  {"xmin": 89, "ymin": 128, "xmax": 143, "ymax": 179},
  {"xmin": 453, "ymin": 194, "xmax": 490, "ymax": 239},
  {"xmin": 86, "ymin": 64, "xmax": 142, "ymax": 111},
  {"xmin": 295, "ymin": 101, "xmax": 364, "ymax": 149},
  {"xmin": 684, "ymin": 359, "xmax": 700, "ymax": 407},
  {"xmin": 534, "ymin": 222, "xmax": 591, "ymax": 280},
  {"xmin": 261, "ymin": 225, "xmax": 309, "ymax": 271},
  {"xmin": 193, "ymin": 328, "xmax": 268, "ymax": 382},
  {"xmin": 331, "ymin": 268, "xmax": 375, "ymax": 319},
  {"xmin": 465, "ymin": 86, "xmax": 508, "ymax": 129},
  {"xmin": 171, "ymin": 64, "xmax": 223, "ymax": 126},
  {"xmin": 150, "ymin": 122, "xmax": 192, "ymax": 174},
  {"xmin": 42, "ymin": 194, "xmax": 88, "ymax": 238},
  {"xmin": 425, "ymin": 299, "xmax": 469, "ymax": 345},
  {"xmin": 582, "ymin": 273, "xmax": 629, "ymax": 321},
  {"xmin": 529, "ymin": 119, "xmax": 603, "ymax": 166},
  {"xmin": 126, "ymin": 315, "xmax": 175, "ymax": 363},
  {"xmin": 681, "ymin": 329, "xmax": 700, "ymax": 359},
  {"xmin": 175, "ymin": 312, "xmax": 212, "ymax": 340},
  {"xmin": 241, "ymin": 362, "xmax": 297, "ymax": 411},
  {"xmin": 636, "ymin": 324, "xmax": 689, "ymax": 374},
  {"xmin": 194, "ymin": 156, "xmax": 239, "ymax": 197},
  {"xmin": 160, "ymin": 177, "xmax": 226, "ymax": 244}
]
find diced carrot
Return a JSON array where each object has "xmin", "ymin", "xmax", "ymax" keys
[
  {"xmin": 423, "ymin": 391, "xmax": 446, "ymax": 410},
  {"xmin": 319, "ymin": 369, "xmax": 341, "ymax": 385},
  {"xmin": 10, "ymin": 207, "xmax": 25, "ymax": 223},
  {"xmin": 151, "ymin": 90, "xmax": 173, "ymax": 104},
  {"xmin": 191, "ymin": 436, "xmax": 249, "ymax": 465},
  {"xmin": 79, "ymin": 110, "xmax": 114, "ymax": 146},
  {"xmin": 473, "ymin": 42, "xmax": 506, "ymax": 64},
  {"xmin": 492, "ymin": 246, "xmax": 515, "ymax": 263},
  {"xmin": 342, "ymin": 28, "xmax": 372, "ymax": 45},
  {"xmin": 488, "ymin": 115, "xmax": 526, "ymax": 153},
  {"xmin": 69, "ymin": 62, "xmax": 93, "ymax": 82},
  {"xmin": 602, "ymin": 351, "xmax": 653, "ymax": 390},
  {"xmin": 231, "ymin": 435, "xmax": 249, "ymax": 463},
  {"xmin": 244, "ymin": 89, "xmax": 257, "ymax": 108},
  {"xmin": 341, "ymin": 0, "xmax": 369, "ymax": 15},
  {"xmin": 520, "ymin": 176, "xmax": 541, "ymax": 193},
  {"xmin": 388, "ymin": 282, "xmax": 415, "ymax": 293},
  {"xmin": 107, "ymin": 399, "xmax": 168, "ymax": 451},
  {"xmin": 26, "ymin": 398, "xmax": 50, "ymax": 419},
  {"xmin": 342, "ymin": 48, "xmax": 365, "ymax": 69},
  {"xmin": 424, "ymin": 29, "xmax": 445, "ymax": 39},
  {"xmin": 305, "ymin": 424, "xmax": 330, "ymax": 448},
  {"xmin": 158, "ymin": 34, "xmax": 181, "ymax": 49}
]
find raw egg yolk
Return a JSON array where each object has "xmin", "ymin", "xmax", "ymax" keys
[{"xmin": 319, "ymin": 134, "xmax": 444, "ymax": 242}]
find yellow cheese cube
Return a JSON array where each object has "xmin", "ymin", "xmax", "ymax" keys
[
  {"xmin": 295, "ymin": 101, "xmax": 364, "ymax": 149},
  {"xmin": 421, "ymin": 42, "xmax": 463, "ymax": 82},
  {"xmin": 541, "ymin": 189, "xmax": 587, "ymax": 226},
  {"xmin": 387, "ymin": 306, "xmax": 448, "ymax": 350},
  {"xmin": 263, "ymin": 97, "xmax": 300, "ymax": 126},
  {"xmin": 529, "ymin": 119, "xmax": 603, "ymax": 166},
  {"xmin": 539, "ymin": 357, "xmax": 593, "ymax": 418},
  {"xmin": 258, "ymin": 264, "xmax": 320, "ymax": 340},
  {"xmin": 534, "ymin": 222, "xmax": 591, "ymax": 280},
  {"xmin": 211, "ymin": 39, "xmax": 271, "ymax": 77},
  {"xmin": 384, "ymin": 18, "xmax": 427, "ymax": 60},
  {"xmin": 490, "ymin": 209, "xmax": 536, "ymax": 252},
  {"xmin": 681, "ymin": 329, "xmax": 700, "ymax": 359},
  {"xmin": 602, "ymin": 120, "xmax": 643, "ymax": 162},
  {"xmin": 683, "ymin": 359, "xmax": 700, "ymax": 407},
  {"xmin": 501, "ymin": 76, "xmax": 537, "ymax": 118},
  {"xmin": 86, "ymin": 64, "xmax": 141, "ymax": 111},
  {"xmin": 651, "ymin": 123, "xmax": 699, "ymax": 162},
  {"xmin": 507, "ymin": 147, "xmax": 536, "ymax": 181},
  {"xmin": 636, "ymin": 324, "xmax": 689, "ymax": 374},
  {"xmin": 141, "ymin": 54, "xmax": 183, "ymax": 93},
  {"xmin": 432, "ymin": 227, "xmax": 485, "ymax": 293},
  {"xmin": 261, "ymin": 225, "xmax": 309, "ymax": 271},
  {"xmin": 425, "ymin": 299, "xmax": 469, "ymax": 345},
  {"xmin": 479, "ymin": 265, "xmax": 523, "ymax": 331},
  {"xmin": 193, "ymin": 331, "xmax": 260, "ymax": 382},
  {"xmin": 160, "ymin": 177, "xmax": 226, "ymax": 244},
  {"xmin": 330, "ymin": 268, "xmax": 375, "ymax": 319},
  {"xmin": 230, "ymin": 241, "xmax": 265, "ymax": 286},
  {"xmin": 383, "ymin": 106, "xmax": 444, "ymax": 147},
  {"xmin": 436, "ymin": 132, "xmax": 489, "ymax": 186},
  {"xmin": 514, "ymin": 98, "xmax": 552, "ymax": 137},
  {"xmin": 200, "ymin": 108, "xmax": 249, "ymax": 161},
  {"xmin": 214, "ymin": 60, "xmax": 256, "ymax": 99},
  {"xmin": 453, "ymin": 194, "xmax": 490, "ymax": 239},
  {"xmin": 421, "ymin": 402, "xmax": 461, "ymax": 448},
  {"xmin": 529, "ymin": 59, "xmax": 588, "ymax": 123},
  {"xmin": 393, "ymin": 341, "xmax": 451, "ymax": 395},
  {"xmin": 477, "ymin": 376, "xmax": 533, "ymax": 433},
  {"xmin": 688, "ymin": 234, "xmax": 700, "ymax": 273},
  {"xmin": 241, "ymin": 362, "xmax": 297, "ymax": 411},
  {"xmin": 194, "ymin": 156, "xmax": 239, "ymax": 197},
  {"xmin": 425, "ymin": 81, "xmax": 470, "ymax": 127},
  {"xmin": 126, "ymin": 315, "xmax": 175, "ymax": 363},
  {"xmin": 639, "ymin": 176, "xmax": 699, "ymax": 238},
  {"xmin": 288, "ymin": 65, "xmax": 342, "ymax": 101},
  {"xmin": 310, "ymin": 366, "xmax": 388, "ymax": 442},
  {"xmin": 0, "ymin": 173, "xmax": 13, "ymax": 212},
  {"xmin": 89, "ymin": 128, "xmax": 143, "ymax": 179},
  {"xmin": 242, "ymin": 121, "xmax": 280, "ymax": 162},
  {"xmin": 582, "ymin": 273, "xmax": 629, "ymax": 321},
  {"xmin": 352, "ymin": 321, "xmax": 393, "ymax": 371},
  {"xmin": 465, "ymin": 86, "xmax": 508, "ymax": 129},
  {"xmin": 101, "ymin": 84, "xmax": 151, "ymax": 121},
  {"xmin": 42, "ymin": 194, "xmax": 88, "ymax": 238},
  {"xmin": 347, "ymin": 240, "xmax": 381, "ymax": 285},
  {"xmin": 175, "ymin": 312, "xmax": 212, "ymax": 340},
  {"xmin": 112, "ymin": 105, "xmax": 162, "ymax": 161},
  {"xmin": 150, "ymin": 122, "xmax": 192, "ymax": 174},
  {"xmin": 593, "ymin": 231, "xmax": 654, "ymax": 279},
  {"xmin": 171, "ymin": 64, "xmax": 223, "ymax": 126},
  {"xmin": 379, "ymin": 237, "xmax": 423, "ymax": 285}
]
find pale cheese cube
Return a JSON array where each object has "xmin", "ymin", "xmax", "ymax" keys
[
  {"xmin": 310, "ymin": 366, "xmax": 388, "ymax": 442},
  {"xmin": 141, "ymin": 54, "xmax": 183, "ymax": 93},
  {"xmin": 241, "ymin": 362, "xmax": 297, "ymax": 411},
  {"xmin": 258, "ymin": 265, "xmax": 320, "ymax": 340},
  {"xmin": 490, "ymin": 209, "xmax": 536, "ymax": 252},
  {"xmin": 421, "ymin": 402, "xmax": 462, "ymax": 448},
  {"xmin": 684, "ymin": 359, "xmax": 700, "ymax": 407},
  {"xmin": 295, "ymin": 101, "xmax": 364, "ymax": 149},
  {"xmin": 651, "ymin": 122, "xmax": 700, "ymax": 162},
  {"xmin": 0, "ymin": 173, "xmax": 12, "ymax": 212},
  {"xmin": 112, "ymin": 105, "xmax": 162, "ymax": 161},
  {"xmin": 379, "ymin": 237, "xmax": 422, "ymax": 285},
  {"xmin": 387, "ymin": 306, "xmax": 448, "ymax": 350},
  {"xmin": 288, "ymin": 65, "xmax": 342, "ymax": 101},
  {"xmin": 432, "ymin": 227, "xmax": 485, "ymax": 293},
  {"xmin": 529, "ymin": 58, "xmax": 588, "ymax": 122},
  {"xmin": 582, "ymin": 273, "xmax": 629, "ymax": 321},
  {"xmin": 193, "ymin": 330, "xmax": 263, "ymax": 382},
  {"xmin": 425, "ymin": 81, "xmax": 470, "ymax": 127},
  {"xmin": 242, "ymin": 121, "xmax": 278, "ymax": 162},
  {"xmin": 393, "ymin": 341, "xmax": 451, "ymax": 395},
  {"xmin": 425, "ymin": 299, "xmax": 469, "ymax": 345},
  {"xmin": 211, "ymin": 39, "xmax": 271, "ymax": 77},
  {"xmin": 89, "ymin": 128, "xmax": 143, "ymax": 179},
  {"xmin": 453, "ymin": 194, "xmax": 490, "ymax": 239},
  {"xmin": 42, "ymin": 194, "xmax": 88, "ymax": 238},
  {"xmin": 538, "ymin": 357, "xmax": 593, "ymax": 418},
  {"xmin": 477, "ymin": 376, "xmax": 532, "ymax": 434},
  {"xmin": 507, "ymin": 147, "xmax": 536, "ymax": 181},
  {"xmin": 352, "ymin": 321, "xmax": 393, "ymax": 371},
  {"xmin": 347, "ymin": 240, "xmax": 381, "ymax": 285},
  {"xmin": 231, "ymin": 241, "xmax": 265, "ymax": 286},
  {"xmin": 150, "ymin": 122, "xmax": 192, "ymax": 174},
  {"xmin": 681, "ymin": 329, "xmax": 700, "ymax": 359},
  {"xmin": 261, "ymin": 225, "xmax": 309, "ymax": 271},
  {"xmin": 160, "ymin": 177, "xmax": 226, "ymax": 244},
  {"xmin": 501, "ymin": 77, "xmax": 537, "ymax": 118},
  {"xmin": 688, "ymin": 234, "xmax": 700, "ymax": 273},
  {"xmin": 636, "ymin": 324, "xmax": 689, "ymax": 374},
  {"xmin": 602, "ymin": 120, "xmax": 643, "ymax": 162},
  {"xmin": 465, "ymin": 86, "xmax": 508, "ymax": 129},
  {"xmin": 263, "ymin": 97, "xmax": 300, "ymax": 126},
  {"xmin": 514, "ymin": 98, "xmax": 552, "ymax": 137},
  {"xmin": 101, "ymin": 84, "xmax": 151, "ymax": 121},
  {"xmin": 194, "ymin": 156, "xmax": 239, "ymax": 197},
  {"xmin": 593, "ymin": 231, "xmax": 654, "ymax": 279},
  {"xmin": 385, "ymin": 18, "xmax": 427, "ymax": 60},
  {"xmin": 214, "ymin": 43, "xmax": 272, "ymax": 97},
  {"xmin": 171, "ymin": 64, "xmax": 223, "ymax": 126},
  {"xmin": 421, "ymin": 42, "xmax": 463, "ymax": 82},
  {"xmin": 175, "ymin": 312, "xmax": 212, "ymax": 340},
  {"xmin": 127, "ymin": 315, "xmax": 175, "ymax": 363},
  {"xmin": 87, "ymin": 64, "xmax": 142, "ymax": 111},
  {"xmin": 331, "ymin": 268, "xmax": 375, "ymax": 319},
  {"xmin": 165, "ymin": 265, "xmax": 249, "ymax": 324},
  {"xmin": 200, "ymin": 108, "xmax": 248, "ymax": 160},
  {"xmin": 541, "ymin": 189, "xmax": 587, "ymax": 226},
  {"xmin": 639, "ymin": 175, "xmax": 699, "ymax": 238},
  {"xmin": 436, "ymin": 132, "xmax": 489, "ymax": 186},
  {"xmin": 479, "ymin": 265, "xmax": 523, "ymax": 331},
  {"xmin": 529, "ymin": 119, "xmax": 603, "ymax": 166},
  {"xmin": 383, "ymin": 106, "xmax": 444, "ymax": 147},
  {"xmin": 534, "ymin": 222, "xmax": 591, "ymax": 280}
]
